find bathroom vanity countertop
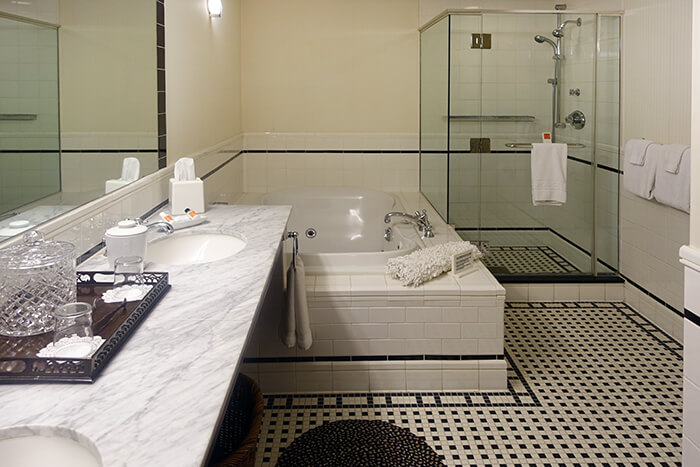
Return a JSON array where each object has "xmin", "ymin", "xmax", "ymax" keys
[{"xmin": 0, "ymin": 204, "xmax": 291, "ymax": 467}]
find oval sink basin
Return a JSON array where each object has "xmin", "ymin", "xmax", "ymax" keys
[
  {"xmin": 0, "ymin": 428, "xmax": 101, "ymax": 467},
  {"xmin": 146, "ymin": 232, "xmax": 246, "ymax": 265}
]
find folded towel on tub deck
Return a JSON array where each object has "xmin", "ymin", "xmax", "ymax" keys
[
  {"xmin": 623, "ymin": 142, "xmax": 661, "ymax": 199},
  {"xmin": 662, "ymin": 144, "xmax": 690, "ymax": 174},
  {"xmin": 624, "ymin": 138, "xmax": 656, "ymax": 165},
  {"xmin": 531, "ymin": 143, "xmax": 567, "ymax": 206},
  {"xmin": 386, "ymin": 241, "xmax": 481, "ymax": 287},
  {"xmin": 279, "ymin": 256, "xmax": 312, "ymax": 350},
  {"xmin": 654, "ymin": 146, "xmax": 690, "ymax": 213}
]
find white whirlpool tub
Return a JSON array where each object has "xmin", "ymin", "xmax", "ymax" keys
[{"xmin": 262, "ymin": 187, "xmax": 421, "ymax": 274}]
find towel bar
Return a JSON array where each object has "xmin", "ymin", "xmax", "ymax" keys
[{"xmin": 506, "ymin": 143, "xmax": 586, "ymax": 149}]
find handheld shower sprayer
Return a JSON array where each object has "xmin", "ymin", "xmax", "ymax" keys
[{"xmin": 534, "ymin": 35, "xmax": 559, "ymax": 56}]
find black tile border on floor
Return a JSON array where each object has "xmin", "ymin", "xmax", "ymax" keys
[{"xmin": 506, "ymin": 301, "xmax": 683, "ymax": 358}]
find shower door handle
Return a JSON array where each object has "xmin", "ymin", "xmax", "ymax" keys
[{"xmin": 469, "ymin": 138, "xmax": 491, "ymax": 153}]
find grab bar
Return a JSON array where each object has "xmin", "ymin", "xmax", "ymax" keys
[
  {"xmin": 287, "ymin": 231, "xmax": 299, "ymax": 270},
  {"xmin": 450, "ymin": 115, "xmax": 535, "ymax": 122},
  {"xmin": 506, "ymin": 142, "xmax": 586, "ymax": 149},
  {"xmin": 0, "ymin": 114, "xmax": 37, "ymax": 121}
]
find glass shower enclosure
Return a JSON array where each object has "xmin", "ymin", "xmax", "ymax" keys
[{"xmin": 420, "ymin": 11, "xmax": 621, "ymax": 279}]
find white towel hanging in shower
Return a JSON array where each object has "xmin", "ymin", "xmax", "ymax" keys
[{"xmin": 531, "ymin": 143, "xmax": 567, "ymax": 206}]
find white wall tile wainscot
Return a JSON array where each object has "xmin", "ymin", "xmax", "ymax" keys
[
  {"xmin": 681, "ymin": 246, "xmax": 700, "ymax": 465},
  {"xmin": 243, "ymin": 268, "xmax": 507, "ymax": 393}
]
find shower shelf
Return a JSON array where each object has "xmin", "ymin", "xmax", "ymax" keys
[
  {"xmin": 449, "ymin": 115, "xmax": 535, "ymax": 122},
  {"xmin": 506, "ymin": 143, "xmax": 586, "ymax": 149}
]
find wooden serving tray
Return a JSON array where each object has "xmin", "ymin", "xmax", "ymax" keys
[{"xmin": 0, "ymin": 271, "xmax": 170, "ymax": 383}]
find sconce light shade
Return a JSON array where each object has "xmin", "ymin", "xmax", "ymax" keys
[{"xmin": 207, "ymin": 0, "xmax": 222, "ymax": 17}]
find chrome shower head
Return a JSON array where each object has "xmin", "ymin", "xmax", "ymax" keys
[{"xmin": 553, "ymin": 17, "xmax": 582, "ymax": 37}]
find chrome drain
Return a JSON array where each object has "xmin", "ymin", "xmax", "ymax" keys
[{"xmin": 305, "ymin": 228, "xmax": 317, "ymax": 239}]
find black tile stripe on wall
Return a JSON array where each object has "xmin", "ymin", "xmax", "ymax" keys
[{"xmin": 157, "ymin": 0, "xmax": 166, "ymax": 168}]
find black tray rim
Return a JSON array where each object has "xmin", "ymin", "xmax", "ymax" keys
[{"xmin": 0, "ymin": 271, "xmax": 170, "ymax": 384}]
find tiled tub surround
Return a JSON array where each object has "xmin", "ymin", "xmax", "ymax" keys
[
  {"xmin": 241, "ymin": 191, "xmax": 507, "ymax": 392},
  {"xmin": 0, "ymin": 204, "xmax": 291, "ymax": 466}
]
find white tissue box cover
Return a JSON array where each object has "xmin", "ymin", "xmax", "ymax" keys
[{"xmin": 169, "ymin": 178, "xmax": 205, "ymax": 214}]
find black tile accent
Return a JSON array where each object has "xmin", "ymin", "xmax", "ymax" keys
[
  {"xmin": 201, "ymin": 151, "xmax": 243, "ymax": 180},
  {"xmin": 156, "ymin": 1, "xmax": 164, "ymax": 25},
  {"xmin": 243, "ymin": 354, "xmax": 504, "ymax": 364},
  {"xmin": 685, "ymin": 308, "xmax": 700, "ymax": 327},
  {"xmin": 157, "ymin": 91, "xmax": 165, "ymax": 114},
  {"xmin": 621, "ymin": 273, "xmax": 683, "ymax": 318},
  {"xmin": 157, "ymin": 46, "xmax": 165, "ymax": 69},
  {"xmin": 156, "ymin": 24, "xmax": 165, "ymax": 47},
  {"xmin": 60, "ymin": 149, "xmax": 157, "ymax": 154},
  {"xmin": 157, "ymin": 113, "xmax": 167, "ymax": 137},
  {"xmin": 157, "ymin": 69, "xmax": 165, "ymax": 94}
]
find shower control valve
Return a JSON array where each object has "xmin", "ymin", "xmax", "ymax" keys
[{"xmin": 565, "ymin": 110, "xmax": 586, "ymax": 130}]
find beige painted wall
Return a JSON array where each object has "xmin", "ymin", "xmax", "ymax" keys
[
  {"xmin": 166, "ymin": 0, "xmax": 242, "ymax": 161},
  {"xmin": 241, "ymin": 0, "xmax": 419, "ymax": 134},
  {"xmin": 59, "ymin": 0, "xmax": 156, "ymax": 134}
]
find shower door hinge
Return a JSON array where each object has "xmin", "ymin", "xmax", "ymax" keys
[
  {"xmin": 471, "ymin": 33, "xmax": 492, "ymax": 49},
  {"xmin": 470, "ymin": 138, "xmax": 491, "ymax": 153}
]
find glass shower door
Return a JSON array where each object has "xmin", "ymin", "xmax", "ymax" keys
[
  {"xmin": 454, "ymin": 12, "xmax": 599, "ymax": 276},
  {"xmin": 0, "ymin": 16, "xmax": 60, "ymax": 216},
  {"xmin": 420, "ymin": 16, "xmax": 450, "ymax": 221}
]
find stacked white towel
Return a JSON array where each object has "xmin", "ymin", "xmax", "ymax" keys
[
  {"xmin": 623, "ymin": 139, "xmax": 658, "ymax": 200},
  {"xmin": 279, "ymin": 257, "xmax": 312, "ymax": 350},
  {"xmin": 531, "ymin": 143, "xmax": 567, "ymax": 206},
  {"xmin": 654, "ymin": 145, "xmax": 690, "ymax": 213},
  {"xmin": 386, "ymin": 241, "xmax": 481, "ymax": 287}
]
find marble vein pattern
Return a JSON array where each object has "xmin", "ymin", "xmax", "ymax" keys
[{"xmin": 0, "ymin": 204, "xmax": 291, "ymax": 467}]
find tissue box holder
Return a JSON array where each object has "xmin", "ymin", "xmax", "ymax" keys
[{"xmin": 170, "ymin": 178, "xmax": 205, "ymax": 214}]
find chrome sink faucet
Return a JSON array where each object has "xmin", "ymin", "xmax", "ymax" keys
[
  {"xmin": 137, "ymin": 219, "xmax": 174, "ymax": 234},
  {"xmin": 384, "ymin": 209, "xmax": 435, "ymax": 238}
]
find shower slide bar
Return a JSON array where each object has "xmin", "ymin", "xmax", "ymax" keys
[
  {"xmin": 0, "ymin": 114, "xmax": 37, "ymax": 121},
  {"xmin": 449, "ymin": 115, "xmax": 535, "ymax": 122},
  {"xmin": 506, "ymin": 142, "xmax": 585, "ymax": 149}
]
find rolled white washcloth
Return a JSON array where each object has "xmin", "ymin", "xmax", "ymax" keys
[{"xmin": 386, "ymin": 241, "xmax": 481, "ymax": 287}]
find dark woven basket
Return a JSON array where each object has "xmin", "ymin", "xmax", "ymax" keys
[{"xmin": 209, "ymin": 373, "xmax": 264, "ymax": 467}]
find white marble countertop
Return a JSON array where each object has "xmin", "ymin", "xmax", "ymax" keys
[{"xmin": 0, "ymin": 204, "xmax": 291, "ymax": 467}]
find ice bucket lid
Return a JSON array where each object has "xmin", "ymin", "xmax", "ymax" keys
[{"xmin": 0, "ymin": 230, "xmax": 75, "ymax": 270}]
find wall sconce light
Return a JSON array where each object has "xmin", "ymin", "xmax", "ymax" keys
[{"xmin": 207, "ymin": 0, "xmax": 222, "ymax": 17}]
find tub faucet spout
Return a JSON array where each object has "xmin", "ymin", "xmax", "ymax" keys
[{"xmin": 384, "ymin": 210, "xmax": 435, "ymax": 239}]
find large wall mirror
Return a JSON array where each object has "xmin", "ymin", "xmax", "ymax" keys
[{"xmin": 0, "ymin": 0, "xmax": 164, "ymax": 242}]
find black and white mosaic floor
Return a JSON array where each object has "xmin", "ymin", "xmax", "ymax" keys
[
  {"xmin": 481, "ymin": 246, "xmax": 580, "ymax": 275},
  {"xmin": 255, "ymin": 302, "xmax": 682, "ymax": 466}
]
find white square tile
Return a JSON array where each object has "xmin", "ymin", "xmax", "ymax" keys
[
  {"xmin": 479, "ymin": 369, "xmax": 507, "ymax": 390},
  {"xmin": 529, "ymin": 284, "xmax": 554, "ymax": 301},
  {"xmin": 369, "ymin": 370, "xmax": 406, "ymax": 391},
  {"xmin": 388, "ymin": 323, "xmax": 424, "ymax": 339},
  {"xmin": 406, "ymin": 370, "xmax": 443, "ymax": 390},
  {"xmin": 442, "ymin": 306, "xmax": 478, "ymax": 322},
  {"xmin": 332, "ymin": 370, "xmax": 369, "ymax": 391},
  {"xmin": 369, "ymin": 307, "xmax": 405, "ymax": 323},
  {"xmin": 554, "ymin": 284, "xmax": 580, "ymax": 301},
  {"xmin": 368, "ymin": 339, "xmax": 406, "ymax": 355},
  {"xmin": 442, "ymin": 369, "xmax": 479, "ymax": 390},
  {"xmin": 295, "ymin": 371, "xmax": 333, "ymax": 392},
  {"xmin": 579, "ymin": 284, "xmax": 606, "ymax": 301}
]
